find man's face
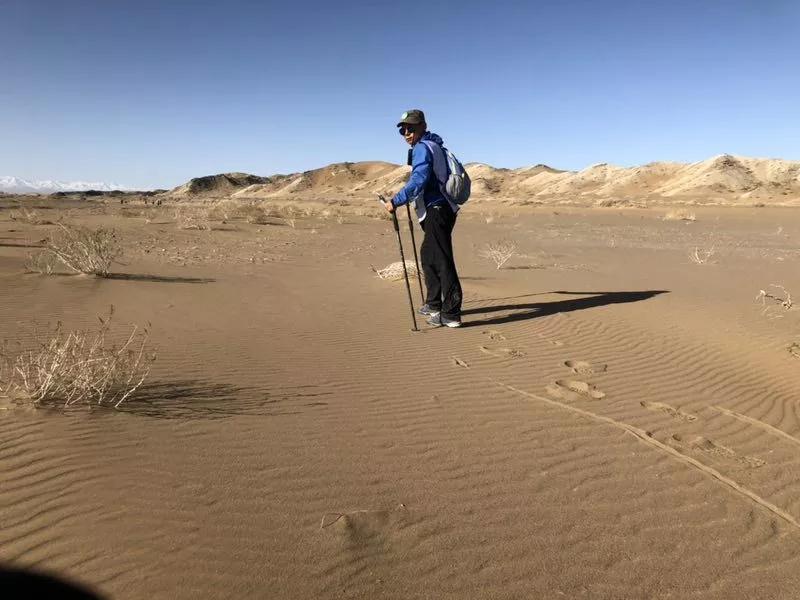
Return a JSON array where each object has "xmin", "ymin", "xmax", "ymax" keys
[{"xmin": 399, "ymin": 123, "xmax": 425, "ymax": 146}]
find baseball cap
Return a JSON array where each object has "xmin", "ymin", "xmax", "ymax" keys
[{"xmin": 397, "ymin": 109, "xmax": 426, "ymax": 127}]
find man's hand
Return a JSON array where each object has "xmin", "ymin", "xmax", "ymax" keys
[{"xmin": 378, "ymin": 194, "xmax": 395, "ymax": 213}]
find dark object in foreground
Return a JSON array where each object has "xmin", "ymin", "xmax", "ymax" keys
[{"xmin": 0, "ymin": 566, "xmax": 106, "ymax": 599}]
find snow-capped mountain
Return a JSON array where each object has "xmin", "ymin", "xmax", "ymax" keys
[{"xmin": 0, "ymin": 176, "xmax": 133, "ymax": 194}]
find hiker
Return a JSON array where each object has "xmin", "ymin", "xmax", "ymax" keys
[{"xmin": 383, "ymin": 109, "xmax": 463, "ymax": 328}]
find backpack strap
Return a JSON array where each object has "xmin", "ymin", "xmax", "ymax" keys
[
  {"xmin": 421, "ymin": 140, "xmax": 448, "ymax": 188},
  {"xmin": 421, "ymin": 140, "xmax": 460, "ymax": 213}
]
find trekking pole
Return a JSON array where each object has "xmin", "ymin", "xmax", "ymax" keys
[
  {"xmin": 405, "ymin": 202, "xmax": 424, "ymax": 304},
  {"xmin": 379, "ymin": 196, "xmax": 418, "ymax": 332}
]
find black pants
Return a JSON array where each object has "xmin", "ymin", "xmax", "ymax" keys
[{"xmin": 420, "ymin": 203, "xmax": 462, "ymax": 319}]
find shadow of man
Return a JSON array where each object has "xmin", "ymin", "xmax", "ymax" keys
[{"xmin": 462, "ymin": 290, "xmax": 669, "ymax": 327}]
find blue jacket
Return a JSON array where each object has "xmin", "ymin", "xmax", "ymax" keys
[{"xmin": 391, "ymin": 132, "xmax": 447, "ymax": 210}]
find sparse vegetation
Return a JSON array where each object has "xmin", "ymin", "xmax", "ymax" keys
[
  {"xmin": 371, "ymin": 261, "xmax": 419, "ymax": 281},
  {"xmin": 663, "ymin": 210, "xmax": 697, "ymax": 222},
  {"xmin": 29, "ymin": 223, "xmax": 122, "ymax": 276},
  {"xmin": 10, "ymin": 207, "xmax": 54, "ymax": 225},
  {"xmin": 688, "ymin": 246, "xmax": 715, "ymax": 265},
  {"xmin": 756, "ymin": 284, "xmax": 793, "ymax": 314},
  {"xmin": 25, "ymin": 251, "xmax": 60, "ymax": 275},
  {"xmin": 0, "ymin": 307, "xmax": 155, "ymax": 408},
  {"xmin": 480, "ymin": 240, "xmax": 518, "ymax": 269},
  {"xmin": 174, "ymin": 206, "xmax": 211, "ymax": 230}
]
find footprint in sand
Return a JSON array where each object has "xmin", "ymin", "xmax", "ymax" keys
[
  {"xmin": 546, "ymin": 379, "xmax": 606, "ymax": 400},
  {"xmin": 564, "ymin": 360, "xmax": 607, "ymax": 376},
  {"xmin": 641, "ymin": 400, "xmax": 697, "ymax": 422},
  {"xmin": 670, "ymin": 434, "xmax": 765, "ymax": 468},
  {"xmin": 482, "ymin": 329, "xmax": 507, "ymax": 341},
  {"xmin": 537, "ymin": 333, "xmax": 564, "ymax": 346},
  {"xmin": 479, "ymin": 346, "xmax": 526, "ymax": 359}
]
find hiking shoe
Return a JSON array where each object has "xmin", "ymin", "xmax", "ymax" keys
[
  {"xmin": 418, "ymin": 303, "xmax": 441, "ymax": 316},
  {"xmin": 427, "ymin": 313, "xmax": 462, "ymax": 328}
]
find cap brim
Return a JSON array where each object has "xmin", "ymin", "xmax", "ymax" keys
[{"xmin": 397, "ymin": 119, "xmax": 421, "ymax": 127}]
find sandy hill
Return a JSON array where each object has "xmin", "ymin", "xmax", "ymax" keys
[
  {"xmin": 166, "ymin": 155, "xmax": 800, "ymax": 205},
  {"xmin": 169, "ymin": 172, "xmax": 273, "ymax": 197}
]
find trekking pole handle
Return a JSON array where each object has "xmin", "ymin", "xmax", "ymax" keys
[{"xmin": 378, "ymin": 195, "xmax": 400, "ymax": 232}]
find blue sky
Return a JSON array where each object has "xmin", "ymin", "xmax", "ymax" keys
[{"xmin": 2, "ymin": 0, "xmax": 798, "ymax": 189}]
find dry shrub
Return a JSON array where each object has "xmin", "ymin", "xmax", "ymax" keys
[
  {"xmin": 319, "ymin": 208, "xmax": 343, "ymax": 222},
  {"xmin": 756, "ymin": 284, "xmax": 793, "ymax": 313},
  {"xmin": 372, "ymin": 261, "xmax": 419, "ymax": 281},
  {"xmin": 10, "ymin": 207, "xmax": 54, "ymax": 225},
  {"xmin": 354, "ymin": 206, "xmax": 392, "ymax": 221},
  {"xmin": 279, "ymin": 204, "xmax": 300, "ymax": 219},
  {"xmin": 260, "ymin": 204, "xmax": 283, "ymax": 219},
  {"xmin": 205, "ymin": 199, "xmax": 235, "ymax": 222},
  {"xmin": 206, "ymin": 199, "xmax": 269, "ymax": 223},
  {"xmin": 25, "ymin": 251, "xmax": 60, "ymax": 275},
  {"xmin": 664, "ymin": 210, "xmax": 697, "ymax": 222},
  {"xmin": 688, "ymin": 246, "xmax": 715, "ymax": 265},
  {"xmin": 480, "ymin": 240, "xmax": 517, "ymax": 269},
  {"xmin": 0, "ymin": 308, "xmax": 156, "ymax": 408},
  {"xmin": 31, "ymin": 223, "xmax": 121, "ymax": 277},
  {"xmin": 174, "ymin": 206, "xmax": 211, "ymax": 230},
  {"xmin": 246, "ymin": 209, "xmax": 271, "ymax": 225}
]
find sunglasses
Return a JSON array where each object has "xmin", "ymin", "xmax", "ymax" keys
[{"xmin": 398, "ymin": 125, "xmax": 417, "ymax": 136}]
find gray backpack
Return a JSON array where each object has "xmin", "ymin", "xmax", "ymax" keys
[{"xmin": 421, "ymin": 140, "xmax": 471, "ymax": 205}]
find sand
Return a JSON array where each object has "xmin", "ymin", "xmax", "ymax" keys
[{"xmin": 2, "ymin": 196, "xmax": 800, "ymax": 599}]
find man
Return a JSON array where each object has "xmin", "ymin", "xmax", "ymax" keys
[{"xmin": 382, "ymin": 109, "xmax": 463, "ymax": 328}]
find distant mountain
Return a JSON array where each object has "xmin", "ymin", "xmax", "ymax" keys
[
  {"xmin": 0, "ymin": 176, "xmax": 133, "ymax": 195},
  {"xmin": 167, "ymin": 155, "xmax": 800, "ymax": 205}
]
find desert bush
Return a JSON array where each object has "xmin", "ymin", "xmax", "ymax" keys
[
  {"xmin": 174, "ymin": 206, "xmax": 211, "ymax": 230},
  {"xmin": 663, "ymin": 210, "xmax": 697, "ymax": 221},
  {"xmin": 260, "ymin": 204, "xmax": 283, "ymax": 219},
  {"xmin": 372, "ymin": 261, "xmax": 419, "ymax": 281},
  {"xmin": 206, "ymin": 199, "xmax": 270, "ymax": 223},
  {"xmin": 205, "ymin": 200, "xmax": 234, "ymax": 222},
  {"xmin": 25, "ymin": 251, "xmax": 60, "ymax": 275},
  {"xmin": 352, "ymin": 206, "xmax": 392, "ymax": 221},
  {"xmin": 756, "ymin": 284, "xmax": 793, "ymax": 312},
  {"xmin": 10, "ymin": 207, "xmax": 53, "ymax": 225},
  {"xmin": 0, "ymin": 308, "xmax": 156, "ymax": 408},
  {"xmin": 279, "ymin": 204, "xmax": 300, "ymax": 219},
  {"xmin": 319, "ymin": 208, "xmax": 344, "ymax": 224},
  {"xmin": 33, "ymin": 223, "xmax": 122, "ymax": 276},
  {"xmin": 688, "ymin": 246, "xmax": 715, "ymax": 265},
  {"xmin": 246, "ymin": 209, "xmax": 271, "ymax": 225},
  {"xmin": 480, "ymin": 240, "xmax": 517, "ymax": 269}
]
